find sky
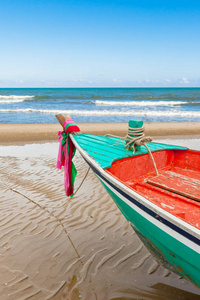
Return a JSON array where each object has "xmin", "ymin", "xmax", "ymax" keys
[{"xmin": 0, "ymin": 0, "xmax": 200, "ymax": 88}]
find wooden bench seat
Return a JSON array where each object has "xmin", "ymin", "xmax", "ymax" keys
[{"xmin": 147, "ymin": 171, "xmax": 200, "ymax": 202}]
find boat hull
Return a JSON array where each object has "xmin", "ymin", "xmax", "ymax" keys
[
  {"xmin": 71, "ymin": 134, "xmax": 200, "ymax": 289},
  {"xmin": 100, "ymin": 177, "xmax": 200, "ymax": 287}
]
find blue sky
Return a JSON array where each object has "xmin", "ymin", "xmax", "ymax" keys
[{"xmin": 0, "ymin": 0, "xmax": 200, "ymax": 87}]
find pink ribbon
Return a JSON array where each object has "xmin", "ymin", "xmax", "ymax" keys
[
  {"xmin": 56, "ymin": 120, "xmax": 74, "ymax": 169},
  {"xmin": 56, "ymin": 120, "xmax": 80, "ymax": 196}
]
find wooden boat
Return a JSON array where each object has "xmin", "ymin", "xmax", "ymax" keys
[{"xmin": 56, "ymin": 114, "xmax": 200, "ymax": 288}]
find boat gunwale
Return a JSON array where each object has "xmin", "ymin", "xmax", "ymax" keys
[{"xmin": 71, "ymin": 133, "xmax": 200, "ymax": 247}]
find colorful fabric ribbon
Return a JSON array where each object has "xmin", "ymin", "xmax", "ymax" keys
[{"xmin": 57, "ymin": 120, "xmax": 80, "ymax": 197}]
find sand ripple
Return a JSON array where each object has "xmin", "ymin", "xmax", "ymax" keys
[{"xmin": 0, "ymin": 143, "xmax": 200, "ymax": 299}]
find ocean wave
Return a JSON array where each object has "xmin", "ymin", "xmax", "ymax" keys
[
  {"xmin": 0, "ymin": 95, "xmax": 34, "ymax": 99},
  {"xmin": 1, "ymin": 108, "xmax": 200, "ymax": 117},
  {"xmin": 93, "ymin": 100, "xmax": 187, "ymax": 107},
  {"xmin": 133, "ymin": 94, "xmax": 200, "ymax": 101},
  {"xmin": 34, "ymin": 95, "xmax": 51, "ymax": 100},
  {"xmin": 89, "ymin": 94, "xmax": 200, "ymax": 101},
  {"xmin": 0, "ymin": 95, "xmax": 34, "ymax": 103},
  {"xmin": 0, "ymin": 99, "xmax": 26, "ymax": 103}
]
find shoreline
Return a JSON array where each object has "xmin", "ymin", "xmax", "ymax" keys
[{"xmin": 0, "ymin": 122, "xmax": 200, "ymax": 145}]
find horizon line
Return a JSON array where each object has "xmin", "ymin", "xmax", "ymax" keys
[{"xmin": 0, "ymin": 86, "xmax": 200, "ymax": 89}]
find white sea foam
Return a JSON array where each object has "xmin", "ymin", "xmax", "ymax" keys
[
  {"xmin": 94, "ymin": 100, "xmax": 186, "ymax": 107},
  {"xmin": 1, "ymin": 108, "xmax": 200, "ymax": 117},
  {"xmin": 0, "ymin": 95, "xmax": 34, "ymax": 103},
  {"xmin": 0, "ymin": 95, "xmax": 34, "ymax": 99},
  {"xmin": 0, "ymin": 99, "xmax": 26, "ymax": 103}
]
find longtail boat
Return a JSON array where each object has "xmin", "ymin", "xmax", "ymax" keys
[{"xmin": 56, "ymin": 114, "xmax": 200, "ymax": 288}]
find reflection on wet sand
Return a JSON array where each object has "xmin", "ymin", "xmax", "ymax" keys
[{"xmin": 0, "ymin": 142, "xmax": 200, "ymax": 300}]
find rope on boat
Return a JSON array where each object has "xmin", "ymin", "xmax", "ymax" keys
[
  {"xmin": 105, "ymin": 126, "xmax": 159, "ymax": 176},
  {"xmin": 143, "ymin": 143, "xmax": 159, "ymax": 176},
  {"xmin": 125, "ymin": 125, "xmax": 159, "ymax": 176},
  {"xmin": 72, "ymin": 166, "xmax": 90, "ymax": 197},
  {"xmin": 125, "ymin": 125, "xmax": 150, "ymax": 151}
]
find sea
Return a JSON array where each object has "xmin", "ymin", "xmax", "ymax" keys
[{"xmin": 0, "ymin": 87, "xmax": 200, "ymax": 124}]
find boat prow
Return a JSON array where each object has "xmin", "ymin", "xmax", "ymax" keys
[{"xmin": 56, "ymin": 114, "xmax": 200, "ymax": 289}]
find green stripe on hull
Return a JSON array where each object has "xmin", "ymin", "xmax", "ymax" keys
[{"xmin": 99, "ymin": 178, "xmax": 200, "ymax": 288}]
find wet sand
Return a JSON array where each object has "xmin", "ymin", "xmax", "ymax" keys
[{"xmin": 0, "ymin": 124, "xmax": 200, "ymax": 299}]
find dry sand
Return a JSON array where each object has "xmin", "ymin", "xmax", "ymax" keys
[{"xmin": 0, "ymin": 122, "xmax": 200, "ymax": 144}]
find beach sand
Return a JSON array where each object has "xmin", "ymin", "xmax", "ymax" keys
[
  {"xmin": 0, "ymin": 122, "xmax": 200, "ymax": 144},
  {"xmin": 0, "ymin": 123, "xmax": 200, "ymax": 299}
]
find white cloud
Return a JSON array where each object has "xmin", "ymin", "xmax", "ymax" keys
[
  {"xmin": 179, "ymin": 77, "xmax": 190, "ymax": 84},
  {"xmin": 112, "ymin": 78, "xmax": 122, "ymax": 83}
]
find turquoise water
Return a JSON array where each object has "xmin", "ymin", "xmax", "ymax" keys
[{"xmin": 0, "ymin": 87, "xmax": 200, "ymax": 123}]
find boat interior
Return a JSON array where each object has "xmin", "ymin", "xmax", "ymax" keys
[{"xmin": 106, "ymin": 149, "xmax": 200, "ymax": 229}]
